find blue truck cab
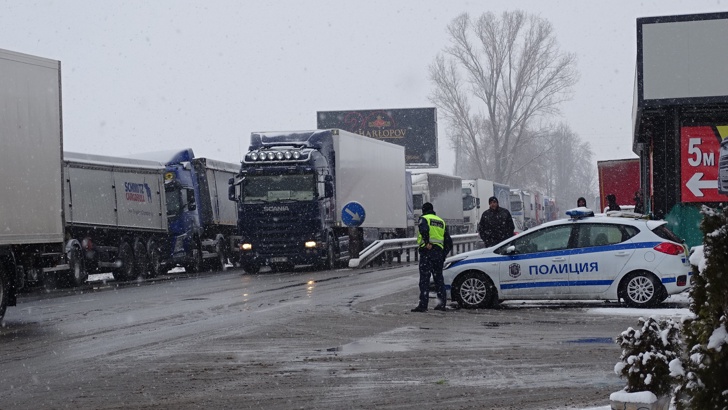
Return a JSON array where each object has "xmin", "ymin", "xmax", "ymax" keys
[{"xmin": 160, "ymin": 149, "xmax": 240, "ymax": 273}]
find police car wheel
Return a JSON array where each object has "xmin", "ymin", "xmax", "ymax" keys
[
  {"xmin": 452, "ymin": 271, "xmax": 497, "ymax": 309},
  {"xmin": 620, "ymin": 271, "xmax": 661, "ymax": 308}
]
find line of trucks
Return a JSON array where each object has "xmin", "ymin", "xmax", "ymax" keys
[{"xmin": 0, "ymin": 47, "xmax": 559, "ymax": 319}]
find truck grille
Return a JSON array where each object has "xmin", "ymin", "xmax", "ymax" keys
[{"xmin": 241, "ymin": 204, "xmax": 320, "ymax": 257}]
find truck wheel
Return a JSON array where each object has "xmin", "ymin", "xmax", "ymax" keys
[
  {"xmin": 147, "ymin": 240, "xmax": 163, "ymax": 278},
  {"xmin": 324, "ymin": 240, "xmax": 335, "ymax": 270},
  {"xmin": 114, "ymin": 242, "xmax": 136, "ymax": 281},
  {"xmin": 62, "ymin": 246, "xmax": 87, "ymax": 287},
  {"xmin": 214, "ymin": 241, "xmax": 227, "ymax": 272},
  {"xmin": 133, "ymin": 240, "xmax": 149, "ymax": 278},
  {"xmin": 0, "ymin": 268, "xmax": 8, "ymax": 320},
  {"xmin": 186, "ymin": 245, "xmax": 203, "ymax": 273},
  {"xmin": 242, "ymin": 264, "xmax": 260, "ymax": 274}
]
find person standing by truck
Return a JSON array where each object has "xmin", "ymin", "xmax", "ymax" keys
[
  {"xmin": 606, "ymin": 193, "xmax": 622, "ymax": 212},
  {"xmin": 411, "ymin": 202, "xmax": 452, "ymax": 312},
  {"xmin": 577, "ymin": 197, "xmax": 587, "ymax": 208},
  {"xmin": 478, "ymin": 196, "xmax": 515, "ymax": 247}
]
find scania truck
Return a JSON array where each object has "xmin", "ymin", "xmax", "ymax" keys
[{"xmin": 228, "ymin": 129, "xmax": 408, "ymax": 273}]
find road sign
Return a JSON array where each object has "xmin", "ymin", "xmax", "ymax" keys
[
  {"xmin": 680, "ymin": 126, "xmax": 728, "ymax": 202},
  {"xmin": 341, "ymin": 201, "xmax": 366, "ymax": 227}
]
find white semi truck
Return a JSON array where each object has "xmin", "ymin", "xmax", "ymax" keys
[
  {"xmin": 411, "ymin": 172, "xmax": 465, "ymax": 234},
  {"xmin": 0, "ymin": 48, "xmax": 65, "ymax": 319}
]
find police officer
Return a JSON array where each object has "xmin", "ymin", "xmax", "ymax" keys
[{"xmin": 412, "ymin": 202, "xmax": 453, "ymax": 312}]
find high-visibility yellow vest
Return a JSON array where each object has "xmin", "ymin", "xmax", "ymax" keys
[{"xmin": 417, "ymin": 214, "xmax": 446, "ymax": 249}]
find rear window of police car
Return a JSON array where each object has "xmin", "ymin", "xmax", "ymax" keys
[{"xmin": 651, "ymin": 225, "xmax": 683, "ymax": 243}]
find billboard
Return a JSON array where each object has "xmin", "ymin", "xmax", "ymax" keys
[
  {"xmin": 637, "ymin": 13, "xmax": 728, "ymax": 105},
  {"xmin": 317, "ymin": 107, "xmax": 437, "ymax": 168}
]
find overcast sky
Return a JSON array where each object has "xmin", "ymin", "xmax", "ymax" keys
[{"xmin": 1, "ymin": 1, "xmax": 725, "ymax": 173}]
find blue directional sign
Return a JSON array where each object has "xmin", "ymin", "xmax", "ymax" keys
[{"xmin": 341, "ymin": 201, "xmax": 366, "ymax": 227}]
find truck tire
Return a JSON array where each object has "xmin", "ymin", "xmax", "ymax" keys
[
  {"xmin": 324, "ymin": 239, "xmax": 335, "ymax": 270},
  {"xmin": 186, "ymin": 244, "xmax": 203, "ymax": 273},
  {"xmin": 242, "ymin": 263, "xmax": 260, "ymax": 274},
  {"xmin": 147, "ymin": 240, "xmax": 163, "ymax": 278},
  {"xmin": 214, "ymin": 241, "xmax": 227, "ymax": 272},
  {"xmin": 114, "ymin": 242, "xmax": 135, "ymax": 281},
  {"xmin": 61, "ymin": 246, "xmax": 87, "ymax": 287},
  {"xmin": 0, "ymin": 268, "xmax": 8, "ymax": 320},
  {"xmin": 133, "ymin": 240, "xmax": 149, "ymax": 278}
]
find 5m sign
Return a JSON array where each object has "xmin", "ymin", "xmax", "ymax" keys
[{"xmin": 680, "ymin": 126, "xmax": 728, "ymax": 202}]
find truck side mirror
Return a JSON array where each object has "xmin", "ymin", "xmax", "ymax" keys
[
  {"xmin": 187, "ymin": 188, "xmax": 197, "ymax": 211},
  {"xmin": 322, "ymin": 175, "xmax": 333, "ymax": 198},
  {"xmin": 228, "ymin": 177, "xmax": 236, "ymax": 201},
  {"xmin": 476, "ymin": 198, "xmax": 481, "ymax": 209}
]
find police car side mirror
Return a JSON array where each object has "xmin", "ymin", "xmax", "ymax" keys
[{"xmin": 505, "ymin": 245, "xmax": 516, "ymax": 254}]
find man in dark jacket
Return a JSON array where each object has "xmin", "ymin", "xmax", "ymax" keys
[{"xmin": 477, "ymin": 196, "xmax": 515, "ymax": 248}]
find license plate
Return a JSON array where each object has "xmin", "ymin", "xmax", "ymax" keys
[{"xmin": 270, "ymin": 257, "xmax": 288, "ymax": 263}]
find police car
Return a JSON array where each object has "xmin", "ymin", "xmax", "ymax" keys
[{"xmin": 441, "ymin": 208, "xmax": 691, "ymax": 309}]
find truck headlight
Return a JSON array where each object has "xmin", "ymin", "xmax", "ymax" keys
[
  {"xmin": 240, "ymin": 243, "xmax": 253, "ymax": 251},
  {"xmin": 304, "ymin": 241, "xmax": 317, "ymax": 248}
]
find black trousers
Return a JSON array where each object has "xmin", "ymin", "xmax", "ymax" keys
[{"xmin": 418, "ymin": 246, "xmax": 446, "ymax": 308}]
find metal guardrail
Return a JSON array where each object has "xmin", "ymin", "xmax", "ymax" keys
[{"xmin": 348, "ymin": 234, "xmax": 483, "ymax": 268}]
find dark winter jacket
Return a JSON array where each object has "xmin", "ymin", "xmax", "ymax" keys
[{"xmin": 477, "ymin": 206, "xmax": 515, "ymax": 247}]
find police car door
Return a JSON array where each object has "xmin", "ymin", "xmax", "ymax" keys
[
  {"xmin": 567, "ymin": 222, "xmax": 637, "ymax": 297},
  {"xmin": 497, "ymin": 224, "xmax": 574, "ymax": 298}
]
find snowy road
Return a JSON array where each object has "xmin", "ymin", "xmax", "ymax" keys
[{"xmin": 0, "ymin": 265, "xmax": 690, "ymax": 409}]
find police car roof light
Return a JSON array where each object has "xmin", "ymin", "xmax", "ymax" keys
[{"xmin": 565, "ymin": 207, "xmax": 594, "ymax": 219}]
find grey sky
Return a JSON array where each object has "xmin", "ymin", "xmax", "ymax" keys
[{"xmin": 1, "ymin": 0, "xmax": 724, "ymax": 173}]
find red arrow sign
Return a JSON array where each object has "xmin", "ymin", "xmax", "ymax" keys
[{"xmin": 680, "ymin": 126, "xmax": 727, "ymax": 202}]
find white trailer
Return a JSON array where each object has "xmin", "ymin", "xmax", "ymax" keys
[
  {"xmin": 0, "ymin": 48, "xmax": 64, "ymax": 319},
  {"xmin": 63, "ymin": 152, "xmax": 168, "ymax": 283},
  {"xmin": 462, "ymin": 179, "xmax": 512, "ymax": 234},
  {"xmin": 411, "ymin": 172, "xmax": 465, "ymax": 234}
]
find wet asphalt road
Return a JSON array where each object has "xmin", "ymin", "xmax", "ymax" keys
[{"xmin": 0, "ymin": 264, "xmax": 688, "ymax": 409}]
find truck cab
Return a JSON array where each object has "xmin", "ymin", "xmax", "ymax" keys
[{"xmin": 229, "ymin": 132, "xmax": 339, "ymax": 273}]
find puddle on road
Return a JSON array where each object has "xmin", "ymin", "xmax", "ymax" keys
[
  {"xmin": 562, "ymin": 337, "xmax": 614, "ymax": 344},
  {"xmin": 326, "ymin": 340, "xmax": 410, "ymax": 355}
]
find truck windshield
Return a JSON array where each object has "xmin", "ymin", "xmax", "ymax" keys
[
  {"xmin": 242, "ymin": 174, "xmax": 316, "ymax": 203},
  {"xmin": 511, "ymin": 201, "xmax": 523, "ymax": 212}
]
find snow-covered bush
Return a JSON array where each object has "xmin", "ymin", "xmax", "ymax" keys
[
  {"xmin": 614, "ymin": 316, "xmax": 681, "ymax": 397},
  {"xmin": 673, "ymin": 205, "xmax": 728, "ymax": 410}
]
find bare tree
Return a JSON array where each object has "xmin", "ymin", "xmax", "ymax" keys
[
  {"xmin": 542, "ymin": 123, "xmax": 597, "ymax": 209},
  {"xmin": 430, "ymin": 10, "xmax": 578, "ymax": 185}
]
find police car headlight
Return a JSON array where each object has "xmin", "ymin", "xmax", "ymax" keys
[
  {"xmin": 443, "ymin": 256, "xmax": 467, "ymax": 270},
  {"xmin": 304, "ymin": 241, "xmax": 317, "ymax": 248}
]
